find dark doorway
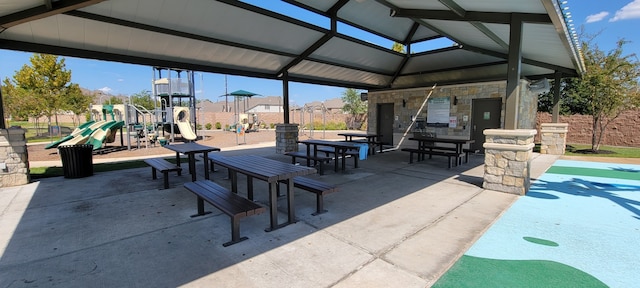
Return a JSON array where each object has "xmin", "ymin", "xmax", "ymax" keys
[
  {"xmin": 471, "ymin": 98, "xmax": 502, "ymax": 153},
  {"xmin": 377, "ymin": 103, "xmax": 394, "ymax": 146}
]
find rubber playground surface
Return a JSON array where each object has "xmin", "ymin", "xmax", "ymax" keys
[{"xmin": 434, "ymin": 160, "xmax": 640, "ymax": 288}]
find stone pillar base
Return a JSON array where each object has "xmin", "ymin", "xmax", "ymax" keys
[
  {"xmin": 275, "ymin": 124, "xmax": 299, "ymax": 154},
  {"xmin": 483, "ymin": 129, "xmax": 537, "ymax": 195},
  {"xmin": 0, "ymin": 128, "xmax": 30, "ymax": 187},
  {"xmin": 540, "ymin": 123, "xmax": 568, "ymax": 155}
]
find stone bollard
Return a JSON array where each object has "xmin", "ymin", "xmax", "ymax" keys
[
  {"xmin": 482, "ymin": 129, "xmax": 537, "ymax": 195},
  {"xmin": 0, "ymin": 127, "xmax": 30, "ymax": 187},
  {"xmin": 540, "ymin": 123, "xmax": 569, "ymax": 155},
  {"xmin": 275, "ymin": 123, "xmax": 299, "ymax": 154}
]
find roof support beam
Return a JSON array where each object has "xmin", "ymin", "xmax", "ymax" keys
[
  {"xmin": 390, "ymin": 9, "xmax": 551, "ymax": 24},
  {"xmin": 505, "ymin": 15, "xmax": 523, "ymax": 130},
  {"xmin": 277, "ymin": 0, "xmax": 347, "ymax": 77},
  {"xmin": 463, "ymin": 45, "xmax": 577, "ymax": 76},
  {"xmin": 390, "ymin": 22, "xmax": 420, "ymax": 86},
  {"xmin": 0, "ymin": 0, "xmax": 104, "ymax": 28}
]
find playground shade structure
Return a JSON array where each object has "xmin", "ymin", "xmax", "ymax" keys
[
  {"xmin": 45, "ymin": 120, "xmax": 106, "ymax": 149},
  {"xmin": 173, "ymin": 106, "xmax": 196, "ymax": 141}
]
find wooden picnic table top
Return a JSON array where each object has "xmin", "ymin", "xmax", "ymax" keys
[
  {"xmin": 209, "ymin": 154, "xmax": 316, "ymax": 182},
  {"xmin": 163, "ymin": 142, "xmax": 221, "ymax": 154}
]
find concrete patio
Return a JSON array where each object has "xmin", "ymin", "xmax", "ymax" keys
[{"xmin": 0, "ymin": 144, "xmax": 559, "ymax": 287}]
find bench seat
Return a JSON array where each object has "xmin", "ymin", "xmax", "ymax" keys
[
  {"xmin": 144, "ymin": 158, "xmax": 182, "ymax": 189},
  {"xmin": 279, "ymin": 176, "xmax": 338, "ymax": 215},
  {"xmin": 184, "ymin": 180, "xmax": 266, "ymax": 247},
  {"xmin": 284, "ymin": 151, "xmax": 331, "ymax": 175},
  {"xmin": 400, "ymin": 148, "xmax": 460, "ymax": 168}
]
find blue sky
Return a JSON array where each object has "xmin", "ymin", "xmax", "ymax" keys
[{"xmin": 1, "ymin": 0, "xmax": 638, "ymax": 105}]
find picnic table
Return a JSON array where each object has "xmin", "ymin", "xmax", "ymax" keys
[
  {"xmin": 297, "ymin": 139, "xmax": 362, "ymax": 172},
  {"xmin": 406, "ymin": 137, "xmax": 475, "ymax": 167},
  {"xmin": 163, "ymin": 142, "xmax": 221, "ymax": 181},
  {"xmin": 337, "ymin": 132, "xmax": 383, "ymax": 155},
  {"xmin": 208, "ymin": 154, "xmax": 316, "ymax": 231}
]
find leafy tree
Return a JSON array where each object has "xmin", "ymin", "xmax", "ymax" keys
[
  {"xmin": 392, "ymin": 42, "xmax": 406, "ymax": 53},
  {"xmin": 566, "ymin": 39, "xmax": 640, "ymax": 151},
  {"xmin": 341, "ymin": 88, "xmax": 367, "ymax": 129},
  {"xmin": 538, "ymin": 77, "xmax": 591, "ymax": 115},
  {"xmin": 130, "ymin": 90, "xmax": 156, "ymax": 110},
  {"xmin": 2, "ymin": 77, "xmax": 47, "ymax": 134},
  {"xmin": 12, "ymin": 54, "xmax": 73, "ymax": 132},
  {"xmin": 62, "ymin": 83, "xmax": 93, "ymax": 127}
]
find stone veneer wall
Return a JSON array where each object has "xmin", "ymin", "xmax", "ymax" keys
[
  {"xmin": 0, "ymin": 128, "xmax": 30, "ymax": 187},
  {"xmin": 539, "ymin": 123, "xmax": 569, "ymax": 155},
  {"xmin": 367, "ymin": 81, "xmax": 507, "ymax": 147},
  {"xmin": 517, "ymin": 79, "xmax": 538, "ymax": 129},
  {"xmin": 482, "ymin": 129, "xmax": 537, "ymax": 195},
  {"xmin": 275, "ymin": 124, "xmax": 299, "ymax": 154}
]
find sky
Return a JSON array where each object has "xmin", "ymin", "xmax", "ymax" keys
[{"xmin": 0, "ymin": 0, "xmax": 639, "ymax": 105}]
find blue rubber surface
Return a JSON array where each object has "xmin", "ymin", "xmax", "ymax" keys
[{"xmin": 444, "ymin": 160, "xmax": 640, "ymax": 287}]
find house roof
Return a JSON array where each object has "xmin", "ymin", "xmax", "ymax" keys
[{"xmin": 0, "ymin": 0, "xmax": 583, "ymax": 93}]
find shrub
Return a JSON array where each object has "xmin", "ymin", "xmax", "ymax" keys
[
  {"xmin": 225, "ymin": 124, "xmax": 230, "ymax": 131},
  {"xmin": 270, "ymin": 123, "xmax": 276, "ymax": 129},
  {"xmin": 215, "ymin": 122, "xmax": 221, "ymax": 129},
  {"xmin": 196, "ymin": 123, "xmax": 202, "ymax": 130},
  {"xmin": 205, "ymin": 123, "xmax": 212, "ymax": 130}
]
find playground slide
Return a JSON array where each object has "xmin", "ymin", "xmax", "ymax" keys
[
  {"xmin": 86, "ymin": 121, "xmax": 124, "ymax": 150},
  {"xmin": 173, "ymin": 106, "xmax": 196, "ymax": 141},
  {"xmin": 45, "ymin": 120, "xmax": 105, "ymax": 149},
  {"xmin": 176, "ymin": 121, "xmax": 197, "ymax": 140}
]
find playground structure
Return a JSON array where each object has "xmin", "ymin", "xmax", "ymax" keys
[
  {"xmin": 45, "ymin": 67, "xmax": 200, "ymax": 152},
  {"xmin": 152, "ymin": 67, "xmax": 198, "ymax": 143},
  {"xmin": 45, "ymin": 104, "xmax": 126, "ymax": 151},
  {"xmin": 295, "ymin": 103, "xmax": 329, "ymax": 139}
]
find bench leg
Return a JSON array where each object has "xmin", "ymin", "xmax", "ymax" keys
[
  {"xmin": 190, "ymin": 197, "xmax": 212, "ymax": 218},
  {"xmin": 353, "ymin": 155, "xmax": 358, "ymax": 168},
  {"xmin": 223, "ymin": 215, "xmax": 248, "ymax": 247},
  {"xmin": 312, "ymin": 194, "xmax": 328, "ymax": 216},
  {"xmin": 162, "ymin": 171, "xmax": 170, "ymax": 189},
  {"xmin": 151, "ymin": 167, "xmax": 157, "ymax": 179},
  {"xmin": 408, "ymin": 151, "xmax": 414, "ymax": 164}
]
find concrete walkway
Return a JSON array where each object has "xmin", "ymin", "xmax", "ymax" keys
[{"xmin": 0, "ymin": 144, "xmax": 559, "ymax": 287}]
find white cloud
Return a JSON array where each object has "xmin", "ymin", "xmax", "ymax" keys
[
  {"xmin": 610, "ymin": 0, "xmax": 640, "ymax": 21},
  {"xmin": 98, "ymin": 87, "xmax": 112, "ymax": 94},
  {"xmin": 586, "ymin": 11, "xmax": 609, "ymax": 23},
  {"xmin": 117, "ymin": 78, "xmax": 124, "ymax": 82}
]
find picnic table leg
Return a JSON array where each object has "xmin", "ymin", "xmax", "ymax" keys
[
  {"xmin": 230, "ymin": 171, "xmax": 238, "ymax": 193},
  {"xmin": 266, "ymin": 182, "xmax": 278, "ymax": 232},
  {"xmin": 247, "ymin": 176, "xmax": 254, "ymax": 199},
  {"xmin": 174, "ymin": 152, "xmax": 181, "ymax": 168},
  {"xmin": 286, "ymin": 179, "xmax": 295, "ymax": 225},
  {"xmin": 203, "ymin": 152, "xmax": 210, "ymax": 180},
  {"xmin": 188, "ymin": 153, "xmax": 197, "ymax": 181},
  {"xmin": 334, "ymin": 147, "xmax": 339, "ymax": 172},
  {"xmin": 341, "ymin": 148, "xmax": 347, "ymax": 171}
]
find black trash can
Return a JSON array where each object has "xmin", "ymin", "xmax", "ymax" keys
[{"xmin": 58, "ymin": 144, "xmax": 94, "ymax": 178}]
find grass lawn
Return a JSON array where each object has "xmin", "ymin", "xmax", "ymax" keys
[
  {"xmin": 565, "ymin": 143, "xmax": 640, "ymax": 158},
  {"xmin": 29, "ymin": 158, "xmax": 185, "ymax": 179}
]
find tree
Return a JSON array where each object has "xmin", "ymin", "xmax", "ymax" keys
[
  {"xmin": 62, "ymin": 83, "xmax": 93, "ymax": 127},
  {"xmin": 2, "ymin": 77, "xmax": 48, "ymax": 134},
  {"xmin": 566, "ymin": 39, "xmax": 640, "ymax": 151},
  {"xmin": 392, "ymin": 42, "xmax": 406, "ymax": 53},
  {"xmin": 538, "ymin": 77, "xmax": 591, "ymax": 115},
  {"xmin": 341, "ymin": 88, "xmax": 367, "ymax": 130},
  {"xmin": 10, "ymin": 54, "xmax": 73, "ymax": 132},
  {"xmin": 129, "ymin": 90, "xmax": 156, "ymax": 110}
]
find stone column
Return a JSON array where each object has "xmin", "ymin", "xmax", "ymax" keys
[
  {"xmin": 539, "ymin": 123, "xmax": 568, "ymax": 155},
  {"xmin": 483, "ymin": 129, "xmax": 537, "ymax": 195},
  {"xmin": 275, "ymin": 123, "xmax": 299, "ymax": 154},
  {"xmin": 0, "ymin": 128, "xmax": 30, "ymax": 187}
]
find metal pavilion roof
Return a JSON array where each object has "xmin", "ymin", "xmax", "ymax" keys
[{"xmin": 0, "ymin": 0, "xmax": 584, "ymax": 92}]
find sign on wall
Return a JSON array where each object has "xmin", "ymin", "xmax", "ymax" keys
[{"xmin": 426, "ymin": 97, "xmax": 450, "ymax": 127}]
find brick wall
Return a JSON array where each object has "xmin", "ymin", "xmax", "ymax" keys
[{"xmin": 536, "ymin": 109, "xmax": 640, "ymax": 147}]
